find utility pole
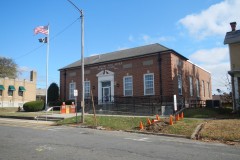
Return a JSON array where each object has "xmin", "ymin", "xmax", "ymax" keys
[{"xmin": 68, "ymin": 0, "xmax": 85, "ymax": 123}]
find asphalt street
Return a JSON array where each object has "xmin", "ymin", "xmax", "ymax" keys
[{"xmin": 0, "ymin": 118, "xmax": 239, "ymax": 160}]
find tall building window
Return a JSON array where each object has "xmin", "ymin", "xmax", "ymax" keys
[
  {"xmin": 18, "ymin": 86, "xmax": 26, "ymax": 97},
  {"xmin": 8, "ymin": 90, "xmax": 13, "ymax": 96},
  {"xmin": 189, "ymin": 76, "xmax": 193, "ymax": 96},
  {"xmin": 84, "ymin": 81, "xmax": 90, "ymax": 98},
  {"xmin": 202, "ymin": 80, "xmax": 205, "ymax": 97},
  {"xmin": 123, "ymin": 76, "xmax": 133, "ymax": 96},
  {"xmin": 144, "ymin": 73, "xmax": 154, "ymax": 95},
  {"xmin": 8, "ymin": 85, "xmax": 15, "ymax": 96},
  {"xmin": 196, "ymin": 79, "xmax": 200, "ymax": 97},
  {"xmin": 178, "ymin": 74, "xmax": 182, "ymax": 95},
  {"xmin": 69, "ymin": 82, "xmax": 75, "ymax": 100},
  {"xmin": 207, "ymin": 82, "xmax": 211, "ymax": 98}
]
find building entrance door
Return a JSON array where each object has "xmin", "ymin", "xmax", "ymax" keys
[{"xmin": 102, "ymin": 81, "xmax": 111, "ymax": 103}]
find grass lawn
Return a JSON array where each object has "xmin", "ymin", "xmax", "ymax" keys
[
  {"xmin": 200, "ymin": 119, "xmax": 240, "ymax": 142},
  {"xmin": 184, "ymin": 107, "xmax": 240, "ymax": 142},
  {"xmin": 57, "ymin": 115, "xmax": 204, "ymax": 137},
  {"xmin": 184, "ymin": 107, "xmax": 239, "ymax": 119},
  {"xmin": 57, "ymin": 115, "xmax": 149, "ymax": 130},
  {"xmin": 161, "ymin": 119, "xmax": 205, "ymax": 137},
  {"xmin": 1, "ymin": 107, "xmax": 240, "ymax": 142}
]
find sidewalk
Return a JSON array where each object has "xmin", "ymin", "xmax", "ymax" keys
[
  {"xmin": 0, "ymin": 118, "xmax": 55, "ymax": 125},
  {"xmin": 0, "ymin": 112, "xmax": 78, "ymax": 122}
]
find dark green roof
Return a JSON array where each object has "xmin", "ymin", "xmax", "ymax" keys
[
  {"xmin": 8, "ymin": 85, "xmax": 15, "ymax": 91},
  {"xmin": 19, "ymin": 86, "xmax": 26, "ymax": 91},
  {"xmin": 60, "ymin": 43, "xmax": 188, "ymax": 70},
  {"xmin": 0, "ymin": 85, "xmax": 5, "ymax": 90}
]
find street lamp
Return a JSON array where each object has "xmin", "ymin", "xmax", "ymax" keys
[{"xmin": 68, "ymin": 0, "xmax": 85, "ymax": 123}]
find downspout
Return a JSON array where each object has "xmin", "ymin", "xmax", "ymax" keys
[
  {"xmin": 158, "ymin": 53, "xmax": 163, "ymax": 101},
  {"xmin": 64, "ymin": 70, "xmax": 67, "ymax": 100}
]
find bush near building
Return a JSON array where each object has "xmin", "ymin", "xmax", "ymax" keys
[{"xmin": 23, "ymin": 101, "xmax": 44, "ymax": 112}]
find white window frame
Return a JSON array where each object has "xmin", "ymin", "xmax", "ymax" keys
[
  {"xmin": 196, "ymin": 79, "xmax": 200, "ymax": 97},
  {"xmin": 123, "ymin": 76, "xmax": 133, "ymax": 96},
  {"xmin": 178, "ymin": 74, "xmax": 182, "ymax": 95},
  {"xmin": 69, "ymin": 82, "xmax": 76, "ymax": 100},
  {"xmin": 84, "ymin": 81, "xmax": 91, "ymax": 99},
  {"xmin": 144, "ymin": 73, "xmax": 155, "ymax": 95},
  {"xmin": 189, "ymin": 76, "xmax": 193, "ymax": 96}
]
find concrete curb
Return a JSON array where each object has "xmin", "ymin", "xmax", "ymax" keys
[
  {"xmin": 125, "ymin": 130, "xmax": 189, "ymax": 139},
  {"xmin": 70, "ymin": 124, "xmax": 189, "ymax": 139},
  {"xmin": 191, "ymin": 122, "xmax": 205, "ymax": 140},
  {"xmin": 0, "ymin": 115, "xmax": 35, "ymax": 120}
]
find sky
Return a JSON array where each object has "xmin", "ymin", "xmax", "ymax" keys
[{"xmin": 0, "ymin": 0, "xmax": 239, "ymax": 94}]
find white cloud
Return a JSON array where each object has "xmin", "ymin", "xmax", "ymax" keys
[
  {"xmin": 189, "ymin": 47, "xmax": 229, "ymax": 64},
  {"xmin": 18, "ymin": 66, "xmax": 33, "ymax": 72},
  {"xmin": 17, "ymin": 66, "xmax": 35, "ymax": 80},
  {"xmin": 179, "ymin": 0, "xmax": 240, "ymax": 39},
  {"xmin": 189, "ymin": 47, "xmax": 231, "ymax": 94},
  {"xmin": 127, "ymin": 34, "xmax": 175, "ymax": 44},
  {"xmin": 117, "ymin": 46, "xmax": 129, "ymax": 51},
  {"xmin": 128, "ymin": 35, "xmax": 134, "ymax": 42},
  {"xmin": 136, "ymin": 34, "xmax": 175, "ymax": 44},
  {"xmin": 203, "ymin": 63, "xmax": 231, "ymax": 94}
]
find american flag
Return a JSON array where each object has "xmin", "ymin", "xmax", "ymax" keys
[{"xmin": 34, "ymin": 25, "xmax": 49, "ymax": 35}]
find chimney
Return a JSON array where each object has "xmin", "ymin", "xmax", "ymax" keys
[
  {"xmin": 230, "ymin": 22, "xmax": 237, "ymax": 31},
  {"xmin": 30, "ymin": 70, "xmax": 37, "ymax": 82}
]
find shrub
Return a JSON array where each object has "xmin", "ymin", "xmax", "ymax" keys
[
  {"xmin": 65, "ymin": 99, "xmax": 75, "ymax": 105},
  {"xmin": 23, "ymin": 101, "xmax": 44, "ymax": 112},
  {"xmin": 48, "ymin": 100, "xmax": 62, "ymax": 107},
  {"xmin": 48, "ymin": 100, "xmax": 62, "ymax": 111}
]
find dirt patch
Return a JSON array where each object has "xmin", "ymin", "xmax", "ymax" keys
[{"xmin": 145, "ymin": 120, "xmax": 169, "ymax": 132}]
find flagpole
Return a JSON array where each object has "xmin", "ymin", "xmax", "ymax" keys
[{"xmin": 45, "ymin": 24, "xmax": 49, "ymax": 110}]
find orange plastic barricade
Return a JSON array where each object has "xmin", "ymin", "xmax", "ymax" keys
[
  {"xmin": 61, "ymin": 102, "xmax": 66, "ymax": 114},
  {"xmin": 70, "ymin": 102, "xmax": 76, "ymax": 113},
  {"xmin": 66, "ymin": 105, "xmax": 70, "ymax": 114}
]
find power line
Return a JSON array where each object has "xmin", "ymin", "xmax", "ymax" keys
[{"xmin": 13, "ymin": 17, "xmax": 80, "ymax": 60}]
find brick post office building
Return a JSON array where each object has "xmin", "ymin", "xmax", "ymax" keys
[{"xmin": 59, "ymin": 43, "xmax": 212, "ymax": 112}]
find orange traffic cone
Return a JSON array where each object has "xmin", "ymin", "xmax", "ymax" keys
[
  {"xmin": 175, "ymin": 114, "xmax": 179, "ymax": 121},
  {"xmin": 147, "ymin": 118, "xmax": 152, "ymax": 125},
  {"xmin": 156, "ymin": 114, "xmax": 160, "ymax": 121},
  {"xmin": 152, "ymin": 119, "xmax": 157, "ymax": 124},
  {"xmin": 169, "ymin": 115, "xmax": 173, "ymax": 125},
  {"xmin": 139, "ymin": 121, "xmax": 144, "ymax": 130},
  {"xmin": 179, "ymin": 112, "xmax": 182, "ymax": 119},
  {"xmin": 181, "ymin": 112, "xmax": 184, "ymax": 119}
]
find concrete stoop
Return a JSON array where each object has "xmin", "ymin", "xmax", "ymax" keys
[{"xmin": 34, "ymin": 116, "xmax": 64, "ymax": 121}]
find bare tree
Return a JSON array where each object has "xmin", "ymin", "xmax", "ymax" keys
[
  {"xmin": 216, "ymin": 73, "xmax": 232, "ymax": 105},
  {"xmin": 0, "ymin": 57, "xmax": 18, "ymax": 79}
]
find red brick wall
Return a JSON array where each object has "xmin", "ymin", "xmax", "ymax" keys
[{"xmin": 59, "ymin": 51, "xmax": 212, "ymax": 102}]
